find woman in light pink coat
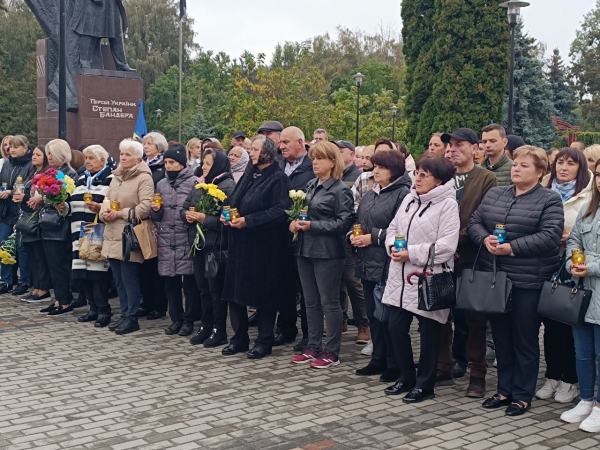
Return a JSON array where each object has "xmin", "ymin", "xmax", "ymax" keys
[{"xmin": 382, "ymin": 155, "xmax": 459, "ymax": 404}]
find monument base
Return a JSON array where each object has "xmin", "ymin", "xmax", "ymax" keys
[{"xmin": 36, "ymin": 40, "xmax": 144, "ymax": 158}]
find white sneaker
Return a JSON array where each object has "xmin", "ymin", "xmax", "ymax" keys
[
  {"xmin": 554, "ymin": 381, "xmax": 579, "ymax": 403},
  {"xmin": 580, "ymin": 405, "xmax": 600, "ymax": 432},
  {"xmin": 535, "ymin": 379, "xmax": 561, "ymax": 400},
  {"xmin": 361, "ymin": 340, "xmax": 373, "ymax": 356},
  {"xmin": 561, "ymin": 400, "xmax": 594, "ymax": 423}
]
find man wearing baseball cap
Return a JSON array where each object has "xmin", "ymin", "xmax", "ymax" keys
[{"xmin": 230, "ymin": 131, "xmax": 245, "ymax": 149}]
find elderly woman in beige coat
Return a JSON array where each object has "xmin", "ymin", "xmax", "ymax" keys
[{"xmin": 101, "ymin": 139, "xmax": 154, "ymax": 335}]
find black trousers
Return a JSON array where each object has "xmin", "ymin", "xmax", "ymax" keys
[
  {"xmin": 42, "ymin": 240, "xmax": 72, "ymax": 305},
  {"xmin": 489, "ymin": 287, "xmax": 542, "ymax": 404},
  {"xmin": 140, "ymin": 258, "xmax": 167, "ymax": 315},
  {"xmin": 277, "ymin": 247, "xmax": 307, "ymax": 339},
  {"xmin": 193, "ymin": 253, "xmax": 227, "ymax": 333},
  {"xmin": 543, "ymin": 317, "xmax": 578, "ymax": 384},
  {"xmin": 362, "ymin": 279, "xmax": 396, "ymax": 370},
  {"xmin": 229, "ymin": 302, "xmax": 276, "ymax": 349},
  {"xmin": 24, "ymin": 241, "xmax": 52, "ymax": 291},
  {"xmin": 388, "ymin": 306, "xmax": 441, "ymax": 391},
  {"xmin": 83, "ymin": 279, "xmax": 110, "ymax": 315},
  {"xmin": 164, "ymin": 275, "xmax": 201, "ymax": 323}
]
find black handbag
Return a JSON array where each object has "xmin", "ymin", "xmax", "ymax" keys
[
  {"xmin": 204, "ymin": 223, "xmax": 228, "ymax": 279},
  {"xmin": 538, "ymin": 257, "xmax": 592, "ymax": 326},
  {"xmin": 417, "ymin": 244, "xmax": 456, "ymax": 312},
  {"xmin": 39, "ymin": 206, "xmax": 65, "ymax": 232},
  {"xmin": 373, "ymin": 258, "xmax": 390, "ymax": 323},
  {"xmin": 456, "ymin": 244, "xmax": 513, "ymax": 314},
  {"xmin": 122, "ymin": 209, "xmax": 141, "ymax": 262},
  {"xmin": 15, "ymin": 210, "xmax": 39, "ymax": 235}
]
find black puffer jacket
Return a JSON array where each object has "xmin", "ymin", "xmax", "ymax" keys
[
  {"xmin": 355, "ymin": 172, "xmax": 412, "ymax": 282},
  {"xmin": 0, "ymin": 149, "xmax": 33, "ymax": 225},
  {"xmin": 467, "ymin": 184, "xmax": 564, "ymax": 289}
]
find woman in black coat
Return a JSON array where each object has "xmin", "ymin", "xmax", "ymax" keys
[
  {"xmin": 468, "ymin": 146, "xmax": 564, "ymax": 416},
  {"xmin": 221, "ymin": 136, "xmax": 291, "ymax": 359},
  {"xmin": 351, "ymin": 151, "xmax": 411, "ymax": 387},
  {"xmin": 184, "ymin": 149, "xmax": 236, "ymax": 348}
]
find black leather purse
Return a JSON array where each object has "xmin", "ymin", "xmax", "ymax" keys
[
  {"xmin": 205, "ymin": 223, "xmax": 228, "ymax": 279},
  {"xmin": 417, "ymin": 244, "xmax": 456, "ymax": 312},
  {"xmin": 373, "ymin": 258, "xmax": 390, "ymax": 323},
  {"xmin": 538, "ymin": 257, "xmax": 592, "ymax": 326},
  {"xmin": 456, "ymin": 243, "xmax": 513, "ymax": 314},
  {"xmin": 39, "ymin": 206, "xmax": 65, "ymax": 232},
  {"xmin": 15, "ymin": 210, "xmax": 39, "ymax": 236},
  {"xmin": 122, "ymin": 208, "xmax": 141, "ymax": 262}
]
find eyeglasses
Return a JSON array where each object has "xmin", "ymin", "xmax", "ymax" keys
[{"xmin": 414, "ymin": 171, "xmax": 433, "ymax": 180}]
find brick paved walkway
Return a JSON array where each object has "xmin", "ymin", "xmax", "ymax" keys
[{"xmin": 1, "ymin": 295, "xmax": 599, "ymax": 450}]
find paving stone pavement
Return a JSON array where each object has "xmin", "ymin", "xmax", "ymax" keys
[{"xmin": 1, "ymin": 294, "xmax": 600, "ymax": 450}]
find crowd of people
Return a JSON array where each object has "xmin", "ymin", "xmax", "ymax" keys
[{"xmin": 2, "ymin": 122, "xmax": 600, "ymax": 430}]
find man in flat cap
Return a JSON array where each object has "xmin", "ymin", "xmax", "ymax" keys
[
  {"xmin": 258, "ymin": 121, "xmax": 284, "ymax": 162},
  {"xmin": 230, "ymin": 132, "xmax": 246, "ymax": 149}
]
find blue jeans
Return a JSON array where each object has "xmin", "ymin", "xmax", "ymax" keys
[
  {"xmin": 572, "ymin": 323, "xmax": 600, "ymax": 401},
  {"xmin": 0, "ymin": 222, "xmax": 30, "ymax": 285}
]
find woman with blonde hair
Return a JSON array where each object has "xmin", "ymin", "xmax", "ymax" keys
[
  {"xmin": 0, "ymin": 135, "xmax": 13, "ymax": 172},
  {"xmin": 290, "ymin": 141, "xmax": 355, "ymax": 369},
  {"xmin": 186, "ymin": 138, "xmax": 202, "ymax": 171},
  {"xmin": 584, "ymin": 145, "xmax": 600, "ymax": 171}
]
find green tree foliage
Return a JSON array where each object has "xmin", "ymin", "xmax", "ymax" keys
[
  {"xmin": 580, "ymin": 96, "xmax": 600, "ymax": 132},
  {"xmin": 510, "ymin": 22, "xmax": 557, "ymax": 149},
  {"xmin": 123, "ymin": 0, "xmax": 197, "ymax": 95},
  {"xmin": 0, "ymin": 0, "xmax": 43, "ymax": 143},
  {"xmin": 546, "ymin": 49, "xmax": 577, "ymax": 124},
  {"xmin": 570, "ymin": 0, "xmax": 600, "ymax": 99}
]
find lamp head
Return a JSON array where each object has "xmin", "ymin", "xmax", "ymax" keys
[
  {"xmin": 391, "ymin": 105, "xmax": 399, "ymax": 117},
  {"xmin": 155, "ymin": 108, "xmax": 163, "ymax": 119},
  {"xmin": 499, "ymin": 1, "xmax": 530, "ymax": 25},
  {"xmin": 353, "ymin": 72, "xmax": 364, "ymax": 88}
]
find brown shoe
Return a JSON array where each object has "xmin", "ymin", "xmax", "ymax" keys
[
  {"xmin": 356, "ymin": 327, "xmax": 370, "ymax": 345},
  {"xmin": 466, "ymin": 375, "xmax": 486, "ymax": 398}
]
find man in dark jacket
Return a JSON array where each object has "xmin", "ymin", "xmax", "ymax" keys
[
  {"xmin": 258, "ymin": 120, "xmax": 284, "ymax": 163},
  {"xmin": 335, "ymin": 140, "xmax": 369, "ymax": 343},
  {"xmin": 438, "ymin": 128, "xmax": 497, "ymax": 398},
  {"xmin": 0, "ymin": 136, "xmax": 33, "ymax": 295},
  {"xmin": 480, "ymin": 124, "xmax": 513, "ymax": 187},
  {"xmin": 274, "ymin": 126, "xmax": 315, "ymax": 349}
]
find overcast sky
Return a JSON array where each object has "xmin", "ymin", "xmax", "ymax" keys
[{"xmin": 189, "ymin": 0, "xmax": 596, "ymax": 64}]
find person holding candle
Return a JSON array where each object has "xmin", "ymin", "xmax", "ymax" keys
[
  {"xmin": 100, "ymin": 139, "xmax": 154, "ymax": 335},
  {"xmin": 221, "ymin": 135, "xmax": 291, "ymax": 359},
  {"xmin": 70, "ymin": 145, "xmax": 113, "ymax": 327},
  {"xmin": 351, "ymin": 150, "xmax": 411, "ymax": 383},
  {"xmin": 535, "ymin": 148, "xmax": 592, "ymax": 403},
  {"xmin": 289, "ymin": 141, "xmax": 354, "ymax": 369},
  {"xmin": 560, "ymin": 161, "xmax": 600, "ymax": 431},
  {"xmin": 183, "ymin": 148, "xmax": 235, "ymax": 347},
  {"xmin": 468, "ymin": 145, "xmax": 564, "ymax": 416},
  {"xmin": 150, "ymin": 144, "xmax": 201, "ymax": 337}
]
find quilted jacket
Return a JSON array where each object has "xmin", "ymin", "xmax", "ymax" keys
[
  {"xmin": 468, "ymin": 184, "xmax": 564, "ymax": 290},
  {"xmin": 382, "ymin": 180, "xmax": 460, "ymax": 324},
  {"xmin": 151, "ymin": 167, "xmax": 197, "ymax": 277},
  {"xmin": 542, "ymin": 172, "xmax": 593, "ymax": 234},
  {"xmin": 566, "ymin": 204, "xmax": 600, "ymax": 325},
  {"xmin": 481, "ymin": 154, "xmax": 514, "ymax": 187}
]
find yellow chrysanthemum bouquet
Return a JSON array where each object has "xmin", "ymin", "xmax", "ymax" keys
[
  {"xmin": 0, "ymin": 232, "xmax": 17, "ymax": 265},
  {"xmin": 189, "ymin": 183, "xmax": 227, "ymax": 256}
]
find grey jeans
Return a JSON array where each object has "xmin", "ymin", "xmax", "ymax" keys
[
  {"xmin": 340, "ymin": 243, "xmax": 369, "ymax": 328},
  {"xmin": 297, "ymin": 256, "xmax": 345, "ymax": 357}
]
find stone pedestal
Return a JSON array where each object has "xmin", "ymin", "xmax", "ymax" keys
[{"xmin": 36, "ymin": 39, "xmax": 144, "ymax": 158}]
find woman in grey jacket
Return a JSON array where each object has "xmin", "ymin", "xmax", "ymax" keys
[
  {"xmin": 150, "ymin": 144, "xmax": 200, "ymax": 337},
  {"xmin": 290, "ymin": 141, "xmax": 354, "ymax": 369},
  {"xmin": 561, "ymin": 159, "xmax": 600, "ymax": 432},
  {"xmin": 352, "ymin": 151, "xmax": 411, "ymax": 385}
]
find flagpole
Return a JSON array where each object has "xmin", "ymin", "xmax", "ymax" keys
[{"xmin": 178, "ymin": 15, "xmax": 183, "ymax": 143}]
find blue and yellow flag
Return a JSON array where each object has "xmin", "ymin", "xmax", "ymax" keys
[{"xmin": 133, "ymin": 99, "xmax": 148, "ymax": 140}]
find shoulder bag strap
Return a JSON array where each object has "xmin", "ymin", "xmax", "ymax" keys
[
  {"xmin": 381, "ymin": 257, "xmax": 391, "ymax": 283},
  {"xmin": 468, "ymin": 243, "xmax": 485, "ymax": 282}
]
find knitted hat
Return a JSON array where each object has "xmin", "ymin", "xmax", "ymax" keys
[{"xmin": 163, "ymin": 143, "xmax": 187, "ymax": 167}]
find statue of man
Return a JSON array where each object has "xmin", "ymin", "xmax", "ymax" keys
[{"xmin": 72, "ymin": 0, "xmax": 135, "ymax": 71}]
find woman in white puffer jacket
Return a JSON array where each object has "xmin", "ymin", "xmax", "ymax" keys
[{"xmin": 383, "ymin": 155, "xmax": 459, "ymax": 404}]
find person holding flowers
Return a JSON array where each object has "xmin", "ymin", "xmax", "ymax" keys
[
  {"xmin": 183, "ymin": 148, "xmax": 235, "ymax": 348},
  {"xmin": 37, "ymin": 139, "xmax": 78, "ymax": 315},
  {"xmin": 100, "ymin": 139, "xmax": 154, "ymax": 335},
  {"xmin": 0, "ymin": 135, "xmax": 33, "ymax": 296},
  {"xmin": 220, "ymin": 135, "xmax": 291, "ymax": 359},
  {"xmin": 150, "ymin": 144, "xmax": 201, "ymax": 337}
]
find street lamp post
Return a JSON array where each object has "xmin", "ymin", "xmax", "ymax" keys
[
  {"xmin": 155, "ymin": 109, "xmax": 163, "ymax": 126},
  {"xmin": 390, "ymin": 105, "xmax": 399, "ymax": 142},
  {"xmin": 58, "ymin": 0, "xmax": 67, "ymax": 139},
  {"xmin": 499, "ymin": 1, "xmax": 529, "ymax": 135},
  {"xmin": 353, "ymin": 72, "xmax": 364, "ymax": 146}
]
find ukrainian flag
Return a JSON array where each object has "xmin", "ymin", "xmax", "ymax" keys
[{"xmin": 133, "ymin": 99, "xmax": 148, "ymax": 141}]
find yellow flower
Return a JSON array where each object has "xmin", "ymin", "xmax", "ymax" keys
[
  {"xmin": 64, "ymin": 176, "xmax": 76, "ymax": 194},
  {"xmin": 195, "ymin": 183, "xmax": 209, "ymax": 190}
]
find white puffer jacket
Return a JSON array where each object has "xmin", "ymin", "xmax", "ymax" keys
[{"xmin": 382, "ymin": 180, "xmax": 460, "ymax": 324}]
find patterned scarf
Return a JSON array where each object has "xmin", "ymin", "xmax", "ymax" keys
[
  {"xmin": 230, "ymin": 148, "xmax": 249, "ymax": 174},
  {"xmin": 146, "ymin": 153, "xmax": 164, "ymax": 167},
  {"xmin": 551, "ymin": 178, "xmax": 577, "ymax": 204}
]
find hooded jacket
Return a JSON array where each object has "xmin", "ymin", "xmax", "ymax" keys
[
  {"xmin": 356, "ymin": 172, "xmax": 412, "ymax": 282},
  {"xmin": 0, "ymin": 148, "xmax": 33, "ymax": 225},
  {"xmin": 100, "ymin": 161, "xmax": 154, "ymax": 263},
  {"xmin": 151, "ymin": 167, "xmax": 197, "ymax": 277},
  {"xmin": 382, "ymin": 180, "xmax": 460, "ymax": 324}
]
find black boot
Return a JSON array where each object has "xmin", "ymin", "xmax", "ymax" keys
[
  {"xmin": 165, "ymin": 321, "xmax": 183, "ymax": 335},
  {"xmin": 115, "ymin": 318, "xmax": 140, "ymax": 335},
  {"xmin": 94, "ymin": 315, "xmax": 111, "ymax": 328},
  {"xmin": 78, "ymin": 311, "xmax": 98, "ymax": 322}
]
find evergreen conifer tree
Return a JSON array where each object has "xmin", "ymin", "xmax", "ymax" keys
[{"xmin": 547, "ymin": 48, "xmax": 577, "ymax": 124}]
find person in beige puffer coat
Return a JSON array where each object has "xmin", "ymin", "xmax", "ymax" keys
[
  {"xmin": 383, "ymin": 156, "xmax": 460, "ymax": 404},
  {"xmin": 100, "ymin": 139, "xmax": 154, "ymax": 335}
]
